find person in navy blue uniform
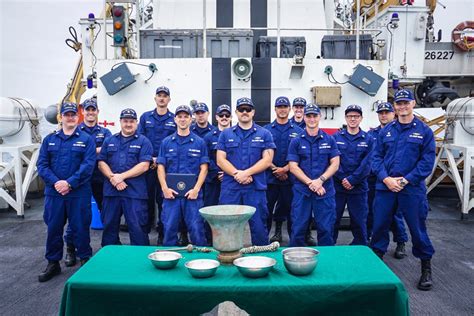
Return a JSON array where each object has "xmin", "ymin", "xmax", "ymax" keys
[
  {"xmin": 98, "ymin": 109, "xmax": 152, "ymax": 246},
  {"xmin": 333, "ymin": 105, "xmax": 373, "ymax": 245},
  {"xmin": 37, "ymin": 102, "xmax": 96, "ymax": 282},
  {"xmin": 138, "ymin": 86, "xmax": 176, "ymax": 243},
  {"xmin": 287, "ymin": 103, "xmax": 340, "ymax": 246},
  {"xmin": 158, "ymin": 105, "xmax": 209, "ymax": 246},
  {"xmin": 217, "ymin": 97, "xmax": 276, "ymax": 246},
  {"xmin": 63, "ymin": 97, "xmax": 112, "ymax": 267},
  {"xmin": 367, "ymin": 101, "xmax": 408, "ymax": 258},
  {"xmin": 289, "ymin": 97, "xmax": 307, "ymax": 129},
  {"xmin": 203, "ymin": 104, "xmax": 232, "ymax": 207},
  {"xmin": 191, "ymin": 102, "xmax": 218, "ymax": 138},
  {"xmin": 370, "ymin": 89, "xmax": 436, "ymax": 291},
  {"xmin": 264, "ymin": 96, "xmax": 303, "ymax": 243}
]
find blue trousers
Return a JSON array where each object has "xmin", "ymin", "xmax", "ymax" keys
[
  {"xmin": 290, "ymin": 189, "xmax": 336, "ymax": 247},
  {"xmin": 334, "ymin": 192, "xmax": 368, "ymax": 245},
  {"xmin": 44, "ymin": 196, "xmax": 92, "ymax": 261},
  {"xmin": 370, "ymin": 191, "xmax": 435, "ymax": 260},
  {"xmin": 367, "ymin": 184, "xmax": 408, "ymax": 242},
  {"xmin": 162, "ymin": 197, "xmax": 206, "ymax": 246},
  {"xmin": 101, "ymin": 197, "xmax": 150, "ymax": 246},
  {"xmin": 204, "ymin": 181, "xmax": 221, "ymax": 207},
  {"xmin": 266, "ymin": 184, "xmax": 293, "ymax": 227},
  {"xmin": 64, "ymin": 181, "xmax": 103, "ymax": 247},
  {"xmin": 219, "ymin": 188, "xmax": 269, "ymax": 246},
  {"xmin": 146, "ymin": 169, "xmax": 163, "ymax": 232}
]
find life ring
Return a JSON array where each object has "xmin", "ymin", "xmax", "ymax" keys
[{"xmin": 452, "ymin": 21, "xmax": 474, "ymax": 52}]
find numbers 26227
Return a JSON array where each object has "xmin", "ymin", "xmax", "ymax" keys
[{"xmin": 424, "ymin": 51, "xmax": 454, "ymax": 60}]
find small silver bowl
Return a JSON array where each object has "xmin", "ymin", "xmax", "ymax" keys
[
  {"xmin": 233, "ymin": 256, "xmax": 276, "ymax": 278},
  {"xmin": 185, "ymin": 259, "xmax": 220, "ymax": 278},
  {"xmin": 148, "ymin": 251, "xmax": 182, "ymax": 270},
  {"xmin": 282, "ymin": 247, "xmax": 319, "ymax": 276}
]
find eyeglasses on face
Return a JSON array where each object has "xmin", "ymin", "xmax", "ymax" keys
[
  {"xmin": 345, "ymin": 115, "xmax": 361, "ymax": 119},
  {"xmin": 217, "ymin": 113, "xmax": 231, "ymax": 118},
  {"xmin": 237, "ymin": 107, "xmax": 253, "ymax": 113}
]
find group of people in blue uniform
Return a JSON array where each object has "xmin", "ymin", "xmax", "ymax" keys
[{"xmin": 36, "ymin": 86, "xmax": 435, "ymax": 291}]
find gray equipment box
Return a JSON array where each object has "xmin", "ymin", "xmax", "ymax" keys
[
  {"xmin": 204, "ymin": 29, "xmax": 253, "ymax": 57},
  {"xmin": 256, "ymin": 36, "xmax": 306, "ymax": 58},
  {"xmin": 348, "ymin": 64, "xmax": 385, "ymax": 96},
  {"xmin": 140, "ymin": 29, "xmax": 201, "ymax": 58},
  {"xmin": 140, "ymin": 29, "xmax": 254, "ymax": 58},
  {"xmin": 321, "ymin": 34, "xmax": 373, "ymax": 60},
  {"xmin": 99, "ymin": 63, "xmax": 136, "ymax": 96}
]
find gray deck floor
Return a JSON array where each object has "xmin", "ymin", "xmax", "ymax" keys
[{"xmin": 0, "ymin": 195, "xmax": 473, "ymax": 316}]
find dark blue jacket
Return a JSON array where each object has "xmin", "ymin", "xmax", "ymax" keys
[
  {"xmin": 203, "ymin": 129, "xmax": 222, "ymax": 183},
  {"xmin": 78, "ymin": 122, "xmax": 112, "ymax": 183},
  {"xmin": 333, "ymin": 129, "xmax": 373, "ymax": 194},
  {"xmin": 137, "ymin": 109, "xmax": 176, "ymax": 157},
  {"xmin": 98, "ymin": 133, "xmax": 153, "ymax": 199},
  {"xmin": 217, "ymin": 123, "xmax": 276, "ymax": 191},
  {"xmin": 37, "ymin": 128, "xmax": 96, "ymax": 198},
  {"xmin": 372, "ymin": 117, "xmax": 436, "ymax": 195},
  {"xmin": 290, "ymin": 117, "xmax": 306, "ymax": 129},
  {"xmin": 287, "ymin": 129, "xmax": 340, "ymax": 198},
  {"xmin": 264, "ymin": 121, "xmax": 303, "ymax": 185},
  {"xmin": 191, "ymin": 123, "xmax": 218, "ymax": 139},
  {"xmin": 367, "ymin": 126, "xmax": 382, "ymax": 187}
]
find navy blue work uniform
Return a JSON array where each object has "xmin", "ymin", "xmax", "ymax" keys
[
  {"xmin": 289, "ymin": 117, "xmax": 306, "ymax": 129},
  {"xmin": 203, "ymin": 129, "xmax": 223, "ymax": 207},
  {"xmin": 217, "ymin": 124, "xmax": 276, "ymax": 246},
  {"xmin": 264, "ymin": 121, "xmax": 302, "ymax": 228},
  {"xmin": 158, "ymin": 132, "xmax": 209, "ymax": 246},
  {"xmin": 370, "ymin": 117, "xmax": 435, "ymax": 259},
  {"xmin": 64, "ymin": 122, "xmax": 112, "ymax": 246},
  {"xmin": 98, "ymin": 133, "xmax": 153, "ymax": 246},
  {"xmin": 138, "ymin": 109, "xmax": 176, "ymax": 231},
  {"xmin": 333, "ymin": 129, "xmax": 373, "ymax": 245},
  {"xmin": 367, "ymin": 126, "xmax": 408, "ymax": 243},
  {"xmin": 191, "ymin": 123, "xmax": 218, "ymax": 139},
  {"xmin": 37, "ymin": 128, "xmax": 96, "ymax": 262},
  {"xmin": 287, "ymin": 129, "xmax": 339, "ymax": 246}
]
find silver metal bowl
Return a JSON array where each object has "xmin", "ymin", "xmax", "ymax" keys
[
  {"xmin": 282, "ymin": 247, "xmax": 319, "ymax": 276},
  {"xmin": 185, "ymin": 259, "xmax": 220, "ymax": 278},
  {"xmin": 233, "ymin": 256, "xmax": 276, "ymax": 278},
  {"xmin": 148, "ymin": 251, "xmax": 182, "ymax": 270}
]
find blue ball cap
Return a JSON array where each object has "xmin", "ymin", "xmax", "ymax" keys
[
  {"xmin": 345, "ymin": 104, "xmax": 363, "ymax": 115},
  {"xmin": 82, "ymin": 98, "xmax": 98, "ymax": 110},
  {"xmin": 60, "ymin": 102, "xmax": 78, "ymax": 115},
  {"xmin": 236, "ymin": 97, "xmax": 254, "ymax": 108},
  {"xmin": 120, "ymin": 108, "xmax": 137, "ymax": 119},
  {"xmin": 193, "ymin": 102, "xmax": 209, "ymax": 113},
  {"xmin": 304, "ymin": 103, "xmax": 321, "ymax": 115},
  {"xmin": 216, "ymin": 104, "xmax": 231, "ymax": 114},
  {"xmin": 275, "ymin": 96, "xmax": 290, "ymax": 107},
  {"xmin": 175, "ymin": 105, "xmax": 192, "ymax": 116},
  {"xmin": 293, "ymin": 97, "xmax": 307, "ymax": 107},
  {"xmin": 155, "ymin": 86, "xmax": 170, "ymax": 96},
  {"xmin": 394, "ymin": 89, "xmax": 414, "ymax": 103},
  {"xmin": 376, "ymin": 102, "xmax": 394, "ymax": 113}
]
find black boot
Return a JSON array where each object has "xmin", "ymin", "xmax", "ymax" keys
[
  {"xmin": 394, "ymin": 242, "xmax": 407, "ymax": 259},
  {"xmin": 305, "ymin": 229, "xmax": 317, "ymax": 246},
  {"xmin": 178, "ymin": 230, "xmax": 189, "ymax": 246},
  {"xmin": 38, "ymin": 261, "xmax": 61, "ymax": 282},
  {"xmin": 80, "ymin": 258, "xmax": 90, "ymax": 267},
  {"xmin": 270, "ymin": 222, "xmax": 283, "ymax": 243},
  {"xmin": 417, "ymin": 259, "xmax": 433, "ymax": 291},
  {"xmin": 64, "ymin": 245, "xmax": 77, "ymax": 267}
]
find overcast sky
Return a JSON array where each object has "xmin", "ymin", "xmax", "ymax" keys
[{"xmin": 1, "ymin": 0, "xmax": 472, "ymax": 110}]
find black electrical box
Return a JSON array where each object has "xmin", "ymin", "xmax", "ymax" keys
[{"xmin": 99, "ymin": 63, "xmax": 136, "ymax": 96}]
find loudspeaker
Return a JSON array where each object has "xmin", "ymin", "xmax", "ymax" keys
[{"xmin": 232, "ymin": 58, "xmax": 253, "ymax": 81}]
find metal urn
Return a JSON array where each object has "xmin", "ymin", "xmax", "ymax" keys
[{"xmin": 199, "ymin": 205, "xmax": 256, "ymax": 264}]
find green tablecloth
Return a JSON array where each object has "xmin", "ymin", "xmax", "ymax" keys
[{"xmin": 59, "ymin": 245, "xmax": 408, "ymax": 316}]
